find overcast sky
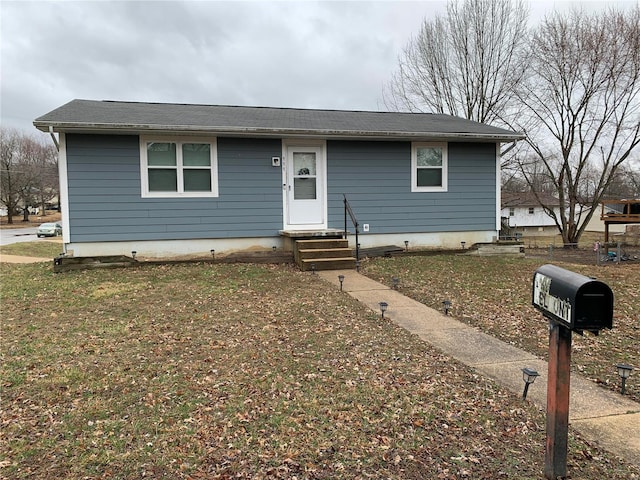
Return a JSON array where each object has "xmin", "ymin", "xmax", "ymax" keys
[{"xmin": 1, "ymin": 0, "xmax": 635, "ymax": 136}]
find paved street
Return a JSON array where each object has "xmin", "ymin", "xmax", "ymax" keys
[{"xmin": 0, "ymin": 227, "xmax": 38, "ymax": 246}]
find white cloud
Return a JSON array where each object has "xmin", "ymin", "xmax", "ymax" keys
[{"xmin": 1, "ymin": 0, "xmax": 633, "ymax": 134}]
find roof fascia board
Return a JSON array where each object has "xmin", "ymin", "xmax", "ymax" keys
[{"xmin": 34, "ymin": 122, "xmax": 525, "ymax": 142}]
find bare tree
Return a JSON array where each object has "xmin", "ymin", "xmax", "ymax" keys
[
  {"xmin": 27, "ymin": 139, "xmax": 58, "ymax": 215},
  {"xmin": 604, "ymin": 161, "xmax": 640, "ymax": 198},
  {"xmin": 17, "ymin": 137, "xmax": 42, "ymax": 221},
  {"xmin": 626, "ymin": 161, "xmax": 640, "ymax": 196},
  {"xmin": 0, "ymin": 128, "xmax": 23, "ymax": 224},
  {"xmin": 383, "ymin": 0, "xmax": 529, "ymax": 125},
  {"xmin": 1, "ymin": 127, "xmax": 59, "ymax": 224},
  {"xmin": 513, "ymin": 7, "xmax": 640, "ymax": 245}
]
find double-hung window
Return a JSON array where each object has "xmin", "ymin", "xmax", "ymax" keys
[
  {"xmin": 140, "ymin": 136, "xmax": 218, "ymax": 197},
  {"xmin": 411, "ymin": 142, "xmax": 448, "ymax": 192}
]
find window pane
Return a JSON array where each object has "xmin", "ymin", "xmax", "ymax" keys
[
  {"xmin": 417, "ymin": 168, "xmax": 442, "ymax": 187},
  {"xmin": 149, "ymin": 169, "xmax": 177, "ymax": 191},
  {"xmin": 417, "ymin": 147, "xmax": 442, "ymax": 167},
  {"xmin": 183, "ymin": 143, "xmax": 211, "ymax": 166},
  {"xmin": 184, "ymin": 169, "xmax": 212, "ymax": 191},
  {"xmin": 293, "ymin": 152, "xmax": 316, "ymax": 176},
  {"xmin": 148, "ymin": 143, "xmax": 176, "ymax": 166},
  {"xmin": 294, "ymin": 178, "xmax": 316, "ymax": 199}
]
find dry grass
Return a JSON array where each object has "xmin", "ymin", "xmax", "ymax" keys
[
  {"xmin": 362, "ymin": 253, "xmax": 640, "ymax": 403},
  {"xmin": 0, "ymin": 240, "xmax": 62, "ymax": 259},
  {"xmin": 1, "ymin": 261, "xmax": 638, "ymax": 479}
]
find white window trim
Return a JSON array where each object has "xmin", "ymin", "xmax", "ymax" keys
[
  {"xmin": 140, "ymin": 136, "xmax": 219, "ymax": 198},
  {"xmin": 411, "ymin": 142, "xmax": 448, "ymax": 192}
]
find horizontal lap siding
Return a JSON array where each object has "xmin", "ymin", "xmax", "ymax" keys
[
  {"xmin": 327, "ymin": 141, "xmax": 497, "ymax": 233},
  {"xmin": 66, "ymin": 134, "xmax": 283, "ymax": 241}
]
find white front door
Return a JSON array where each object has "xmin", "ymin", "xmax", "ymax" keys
[{"xmin": 284, "ymin": 143, "xmax": 326, "ymax": 229}]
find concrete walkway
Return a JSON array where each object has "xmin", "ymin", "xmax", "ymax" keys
[
  {"xmin": 319, "ymin": 270, "xmax": 640, "ymax": 469},
  {"xmin": 0, "ymin": 254, "xmax": 51, "ymax": 263}
]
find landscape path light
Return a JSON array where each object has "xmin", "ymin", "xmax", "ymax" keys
[
  {"xmin": 404, "ymin": 240, "xmax": 409, "ymax": 252},
  {"xmin": 616, "ymin": 363, "xmax": 633, "ymax": 395},
  {"xmin": 442, "ymin": 300, "xmax": 451, "ymax": 315},
  {"xmin": 210, "ymin": 249, "xmax": 215, "ymax": 259},
  {"xmin": 392, "ymin": 277, "xmax": 400, "ymax": 290},
  {"xmin": 461, "ymin": 241, "xmax": 466, "ymax": 249},
  {"xmin": 131, "ymin": 250, "xmax": 137, "ymax": 260},
  {"xmin": 338, "ymin": 274, "xmax": 345, "ymax": 291},
  {"xmin": 379, "ymin": 301, "xmax": 388, "ymax": 319},
  {"xmin": 521, "ymin": 367, "xmax": 540, "ymax": 400}
]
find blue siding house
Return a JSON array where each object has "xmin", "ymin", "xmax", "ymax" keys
[{"xmin": 34, "ymin": 100, "xmax": 523, "ymax": 262}]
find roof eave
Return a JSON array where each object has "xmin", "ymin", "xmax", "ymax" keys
[{"xmin": 34, "ymin": 121, "xmax": 525, "ymax": 142}]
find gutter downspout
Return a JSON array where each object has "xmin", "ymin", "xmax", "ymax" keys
[
  {"xmin": 48, "ymin": 126, "xmax": 59, "ymax": 151},
  {"xmin": 500, "ymin": 140, "xmax": 517, "ymax": 157}
]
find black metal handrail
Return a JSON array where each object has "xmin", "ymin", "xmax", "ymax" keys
[{"xmin": 343, "ymin": 194, "xmax": 359, "ymax": 261}]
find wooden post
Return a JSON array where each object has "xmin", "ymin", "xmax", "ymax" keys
[{"xmin": 545, "ymin": 321, "xmax": 572, "ymax": 479}]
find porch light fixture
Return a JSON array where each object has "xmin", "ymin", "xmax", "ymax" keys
[
  {"xmin": 521, "ymin": 367, "xmax": 540, "ymax": 400},
  {"xmin": 131, "ymin": 251, "xmax": 137, "ymax": 260},
  {"xmin": 338, "ymin": 274, "xmax": 345, "ymax": 291},
  {"xmin": 379, "ymin": 302, "xmax": 388, "ymax": 319},
  {"xmin": 616, "ymin": 363, "xmax": 633, "ymax": 395},
  {"xmin": 404, "ymin": 240, "xmax": 409, "ymax": 252},
  {"xmin": 392, "ymin": 277, "xmax": 400, "ymax": 290},
  {"xmin": 442, "ymin": 300, "xmax": 451, "ymax": 315}
]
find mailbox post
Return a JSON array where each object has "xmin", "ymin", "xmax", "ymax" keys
[{"xmin": 532, "ymin": 265, "xmax": 613, "ymax": 480}]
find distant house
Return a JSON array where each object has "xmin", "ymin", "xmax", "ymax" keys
[
  {"xmin": 591, "ymin": 199, "xmax": 640, "ymax": 240},
  {"xmin": 501, "ymin": 192, "xmax": 561, "ymax": 236},
  {"xmin": 34, "ymin": 99, "xmax": 523, "ymax": 263}
]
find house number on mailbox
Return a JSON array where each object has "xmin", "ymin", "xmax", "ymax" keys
[{"xmin": 533, "ymin": 273, "xmax": 572, "ymax": 325}]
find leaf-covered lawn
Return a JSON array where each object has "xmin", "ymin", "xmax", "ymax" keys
[
  {"xmin": 0, "ymin": 240, "xmax": 62, "ymax": 259},
  {"xmin": 1, "ymin": 261, "xmax": 638, "ymax": 479},
  {"xmin": 362, "ymin": 254, "xmax": 640, "ymax": 403}
]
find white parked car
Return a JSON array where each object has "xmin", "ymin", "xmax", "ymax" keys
[{"xmin": 37, "ymin": 222, "xmax": 62, "ymax": 237}]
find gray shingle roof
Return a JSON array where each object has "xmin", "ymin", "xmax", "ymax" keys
[
  {"xmin": 502, "ymin": 192, "xmax": 560, "ymax": 207},
  {"xmin": 34, "ymin": 99, "xmax": 524, "ymax": 141}
]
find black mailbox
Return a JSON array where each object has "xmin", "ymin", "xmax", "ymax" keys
[{"xmin": 532, "ymin": 264, "xmax": 613, "ymax": 333}]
